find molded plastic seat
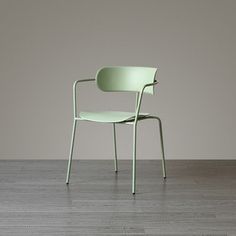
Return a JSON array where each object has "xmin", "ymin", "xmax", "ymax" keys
[{"xmin": 79, "ymin": 111, "xmax": 149, "ymax": 123}]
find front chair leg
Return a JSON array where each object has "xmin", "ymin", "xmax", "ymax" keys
[
  {"xmin": 66, "ymin": 119, "xmax": 77, "ymax": 184},
  {"xmin": 156, "ymin": 117, "xmax": 166, "ymax": 179},
  {"xmin": 113, "ymin": 123, "xmax": 118, "ymax": 172},
  {"xmin": 132, "ymin": 122, "xmax": 137, "ymax": 194}
]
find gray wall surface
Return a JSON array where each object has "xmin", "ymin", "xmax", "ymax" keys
[{"xmin": 0, "ymin": 0, "xmax": 236, "ymax": 160}]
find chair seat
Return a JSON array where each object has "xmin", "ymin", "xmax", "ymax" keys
[{"xmin": 78, "ymin": 111, "xmax": 149, "ymax": 123}]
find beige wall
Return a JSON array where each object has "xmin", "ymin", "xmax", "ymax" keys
[{"xmin": 0, "ymin": 0, "xmax": 236, "ymax": 160}]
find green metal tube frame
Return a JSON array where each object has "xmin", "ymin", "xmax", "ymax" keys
[
  {"xmin": 129, "ymin": 80, "xmax": 166, "ymax": 194},
  {"xmin": 113, "ymin": 123, "xmax": 118, "ymax": 172},
  {"xmin": 66, "ymin": 79, "xmax": 167, "ymax": 194},
  {"xmin": 66, "ymin": 78, "xmax": 95, "ymax": 184}
]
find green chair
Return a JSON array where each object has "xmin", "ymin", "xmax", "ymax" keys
[{"xmin": 66, "ymin": 66, "xmax": 166, "ymax": 194}]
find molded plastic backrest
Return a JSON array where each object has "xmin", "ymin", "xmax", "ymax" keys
[{"xmin": 96, "ymin": 66, "xmax": 157, "ymax": 94}]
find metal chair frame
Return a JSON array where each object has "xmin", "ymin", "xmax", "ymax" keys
[{"xmin": 66, "ymin": 67, "xmax": 166, "ymax": 194}]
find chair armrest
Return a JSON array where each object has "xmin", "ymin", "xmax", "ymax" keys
[
  {"xmin": 73, "ymin": 78, "xmax": 95, "ymax": 118},
  {"xmin": 134, "ymin": 80, "xmax": 159, "ymax": 123},
  {"xmin": 142, "ymin": 80, "xmax": 159, "ymax": 90}
]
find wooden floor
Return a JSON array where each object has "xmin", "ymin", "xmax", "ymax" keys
[{"xmin": 0, "ymin": 160, "xmax": 236, "ymax": 235}]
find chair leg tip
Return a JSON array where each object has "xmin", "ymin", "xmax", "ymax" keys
[{"xmin": 163, "ymin": 176, "xmax": 167, "ymax": 179}]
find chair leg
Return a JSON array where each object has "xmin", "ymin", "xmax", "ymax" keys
[
  {"xmin": 113, "ymin": 123, "xmax": 118, "ymax": 172},
  {"xmin": 66, "ymin": 119, "xmax": 77, "ymax": 184},
  {"xmin": 156, "ymin": 117, "xmax": 166, "ymax": 179},
  {"xmin": 132, "ymin": 123, "xmax": 137, "ymax": 194}
]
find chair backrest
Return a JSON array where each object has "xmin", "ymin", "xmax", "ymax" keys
[{"xmin": 96, "ymin": 66, "xmax": 157, "ymax": 94}]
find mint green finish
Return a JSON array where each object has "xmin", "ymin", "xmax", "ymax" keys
[
  {"xmin": 113, "ymin": 123, "xmax": 118, "ymax": 172},
  {"xmin": 66, "ymin": 67, "xmax": 167, "ymax": 194},
  {"xmin": 96, "ymin": 66, "xmax": 157, "ymax": 94},
  {"xmin": 66, "ymin": 78, "xmax": 95, "ymax": 184},
  {"xmin": 79, "ymin": 111, "xmax": 149, "ymax": 123},
  {"xmin": 66, "ymin": 119, "xmax": 77, "ymax": 184}
]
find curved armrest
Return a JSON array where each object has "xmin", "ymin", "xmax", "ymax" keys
[
  {"xmin": 73, "ymin": 78, "xmax": 95, "ymax": 118},
  {"xmin": 134, "ymin": 80, "xmax": 159, "ymax": 123},
  {"xmin": 142, "ymin": 80, "xmax": 159, "ymax": 90}
]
